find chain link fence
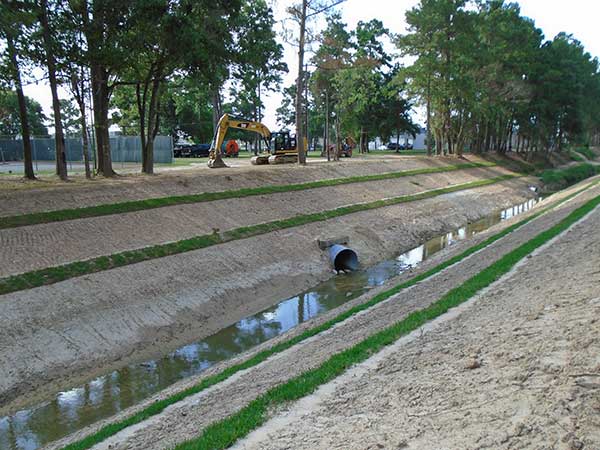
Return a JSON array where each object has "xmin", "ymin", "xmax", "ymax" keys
[{"xmin": 0, "ymin": 135, "xmax": 173, "ymax": 167}]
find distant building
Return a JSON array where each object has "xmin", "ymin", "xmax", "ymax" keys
[{"xmin": 369, "ymin": 127, "xmax": 427, "ymax": 150}]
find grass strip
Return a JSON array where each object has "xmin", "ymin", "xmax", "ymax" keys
[
  {"xmin": 0, "ymin": 174, "xmax": 517, "ymax": 297},
  {"xmin": 540, "ymin": 163, "xmax": 600, "ymax": 190},
  {"xmin": 0, "ymin": 161, "xmax": 496, "ymax": 230},
  {"xmin": 575, "ymin": 146, "xmax": 596, "ymax": 160},
  {"xmin": 173, "ymin": 190, "xmax": 600, "ymax": 450},
  {"xmin": 59, "ymin": 178, "xmax": 597, "ymax": 450}
]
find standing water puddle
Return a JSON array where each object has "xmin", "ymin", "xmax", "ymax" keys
[{"xmin": 0, "ymin": 198, "xmax": 538, "ymax": 450}]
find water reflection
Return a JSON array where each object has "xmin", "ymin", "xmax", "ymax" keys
[{"xmin": 0, "ymin": 197, "xmax": 538, "ymax": 449}]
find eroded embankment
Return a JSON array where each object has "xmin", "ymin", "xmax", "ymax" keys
[{"xmin": 0, "ymin": 177, "xmax": 535, "ymax": 413}]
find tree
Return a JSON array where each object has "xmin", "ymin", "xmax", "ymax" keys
[
  {"xmin": 310, "ymin": 13, "xmax": 352, "ymax": 160},
  {"xmin": 0, "ymin": 90, "xmax": 48, "ymax": 137},
  {"xmin": 0, "ymin": 0, "xmax": 37, "ymax": 179},
  {"xmin": 400, "ymin": 0, "xmax": 477, "ymax": 157},
  {"xmin": 38, "ymin": 0, "xmax": 68, "ymax": 180},
  {"xmin": 286, "ymin": 0, "xmax": 348, "ymax": 165},
  {"xmin": 230, "ymin": 0, "xmax": 287, "ymax": 153},
  {"xmin": 71, "ymin": 0, "xmax": 136, "ymax": 176}
]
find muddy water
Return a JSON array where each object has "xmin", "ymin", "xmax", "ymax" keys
[{"xmin": 0, "ymin": 198, "xmax": 538, "ymax": 450}]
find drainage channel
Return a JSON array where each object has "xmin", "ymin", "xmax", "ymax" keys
[{"xmin": 0, "ymin": 197, "xmax": 539, "ymax": 450}]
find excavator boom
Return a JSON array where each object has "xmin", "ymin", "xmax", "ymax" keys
[{"xmin": 208, "ymin": 114, "xmax": 272, "ymax": 168}]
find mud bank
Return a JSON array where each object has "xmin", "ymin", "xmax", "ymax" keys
[
  {"xmin": 0, "ymin": 156, "xmax": 459, "ymax": 217},
  {"xmin": 0, "ymin": 179, "xmax": 536, "ymax": 413}
]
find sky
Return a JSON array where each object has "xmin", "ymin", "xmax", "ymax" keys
[{"xmin": 22, "ymin": 0, "xmax": 600, "ymax": 135}]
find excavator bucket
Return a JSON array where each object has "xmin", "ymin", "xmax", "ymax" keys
[{"xmin": 207, "ymin": 151, "xmax": 227, "ymax": 168}]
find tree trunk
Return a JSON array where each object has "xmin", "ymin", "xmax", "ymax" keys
[
  {"xmin": 71, "ymin": 72, "xmax": 92, "ymax": 179},
  {"xmin": 295, "ymin": 0, "xmax": 308, "ymax": 165},
  {"xmin": 334, "ymin": 116, "xmax": 341, "ymax": 161},
  {"xmin": 426, "ymin": 78, "xmax": 432, "ymax": 157},
  {"xmin": 211, "ymin": 86, "xmax": 222, "ymax": 132},
  {"xmin": 40, "ymin": 0, "xmax": 68, "ymax": 180},
  {"xmin": 91, "ymin": 65, "xmax": 114, "ymax": 176},
  {"xmin": 81, "ymin": 0, "xmax": 114, "ymax": 177},
  {"xmin": 324, "ymin": 89, "xmax": 330, "ymax": 161},
  {"xmin": 6, "ymin": 33, "xmax": 35, "ymax": 179}
]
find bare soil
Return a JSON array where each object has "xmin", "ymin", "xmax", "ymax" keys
[
  {"xmin": 233, "ymin": 189, "xmax": 600, "ymax": 450},
  {"xmin": 0, "ymin": 155, "xmax": 460, "ymax": 217},
  {"xmin": 0, "ymin": 165, "xmax": 514, "ymax": 277},
  {"xmin": 1, "ymin": 179, "xmax": 533, "ymax": 413},
  {"xmin": 46, "ymin": 178, "xmax": 600, "ymax": 450}
]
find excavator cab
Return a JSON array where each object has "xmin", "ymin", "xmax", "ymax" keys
[
  {"xmin": 270, "ymin": 132, "xmax": 297, "ymax": 153},
  {"xmin": 256, "ymin": 131, "xmax": 299, "ymax": 165}
]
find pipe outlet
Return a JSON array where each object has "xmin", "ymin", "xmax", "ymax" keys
[{"xmin": 329, "ymin": 244, "xmax": 359, "ymax": 271}]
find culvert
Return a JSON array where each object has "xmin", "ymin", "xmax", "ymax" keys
[{"xmin": 329, "ymin": 244, "xmax": 359, "ymax": 271}]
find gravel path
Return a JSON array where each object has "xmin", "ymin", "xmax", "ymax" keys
[
  {"xmin": 0, "ymin": 165, "xmax": 513, "ymax": 278},
  {"xmin": 46, "ymin": 178, "xmax": 600, "ymax": 450},
  {"xmin": 233, "ymin": 186, "xmax": 600, "ymax": 450}
]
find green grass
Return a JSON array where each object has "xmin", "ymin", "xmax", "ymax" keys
[
  {"xmin": 0, "ymin": 174, "xmax": 516, "ymax": 297},
  {"xmin": 0, "ymin": 161, "xmax": 495, "ymax": 230},
  {"xmin": 569, "ymin": 150, "xmax": 585, "ymax": 162},
  {"xmin": 575, "ymin": 147, "xmax": 596, "ymax": 160},
  {"xmin": 173, "ymin": 189, "xmax": 600, "ymax": 450},
  {"xmin": 58, "ymin": 178, "xmax": 597, "ymax": 450},
  {"xmin": 540, "ymin": 163, "xmax": 600, "ymax": 190}
]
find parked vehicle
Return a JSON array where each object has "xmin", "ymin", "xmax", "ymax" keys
[
  {"xmin": 387, "ymin": 142, "xmax": 401, "ymax": 150},
  {"xmin": 173, "ymin": 144, "xmax": 193, "ymax": 158},
  {"xmin": 190, "ymin": 144, "xmax": 211, "ymax": 157}
]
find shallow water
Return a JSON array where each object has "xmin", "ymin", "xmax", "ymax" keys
[{"xmin": 0, "ymin": 198, "xmax": 538, "ymax": 450}]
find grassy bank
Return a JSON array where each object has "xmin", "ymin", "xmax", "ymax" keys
[
  {"xmin": 574, "ymin": 147, "xmax": 596, "ymax": 160},
  {"xmin": 540, "ymin": 163, "xmax": 600, "ymax": 191},
  {"xmin": 0, "ymin": 161, "xmax": 495, "ymax": 230},
  {"xmin": 0, "ymin": 174, "xmax": 516, "ymax": 296},
  {"xmin": 59, "ymin": 179, "xmax": 597, "ymax": 450},
  {"xmin": 173, "ymin": 189, "xmax": 600, "ymax": 450}
]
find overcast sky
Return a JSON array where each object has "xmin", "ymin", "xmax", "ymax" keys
[{"xmin": 23, "ymin": 0, "xmax": 600, "ymax": 134}]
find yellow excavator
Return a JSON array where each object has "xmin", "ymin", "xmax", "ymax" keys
[{"xmin": 207, "ymin": 114, "xmax": 302, "ymax": 168}]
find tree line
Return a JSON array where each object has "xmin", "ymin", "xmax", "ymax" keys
[
  {"xmin": 1, "ymin": 0, "xmax": 599, "ymax": 180},
  {"xmin": 0, "ymin": 0, "xmax": 286, "ymax": 179},
  {"xmin": 400, "ymin": 0, "xmax": 600, "ymax": 157}
]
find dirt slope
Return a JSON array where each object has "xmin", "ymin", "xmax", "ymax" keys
[
  {"xmin": 1, "ymin": 179, "xmax": 533, "ymax": 412},
  {"xmin": 47, "ymin": 178, "xmax": 600, "ymax": 450},
  {"xmin": 233, "ymin": 190, "xmax": 600, "ymax": 450},
  {"xmin": 0, "ymin": 156, "xmax": 460, "ymax": 217},
  {"xmin": 0, "ymin": 165, "xmax": 513, "ymax": 277}
]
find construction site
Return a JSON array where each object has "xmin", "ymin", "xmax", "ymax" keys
[
  {"xmin": 0, "ymin": 146, "xmax": 599, "ymax": 450},
  {"xmin": 2, "ymin": 0, "xmax": 600, "ymax": 449}
]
